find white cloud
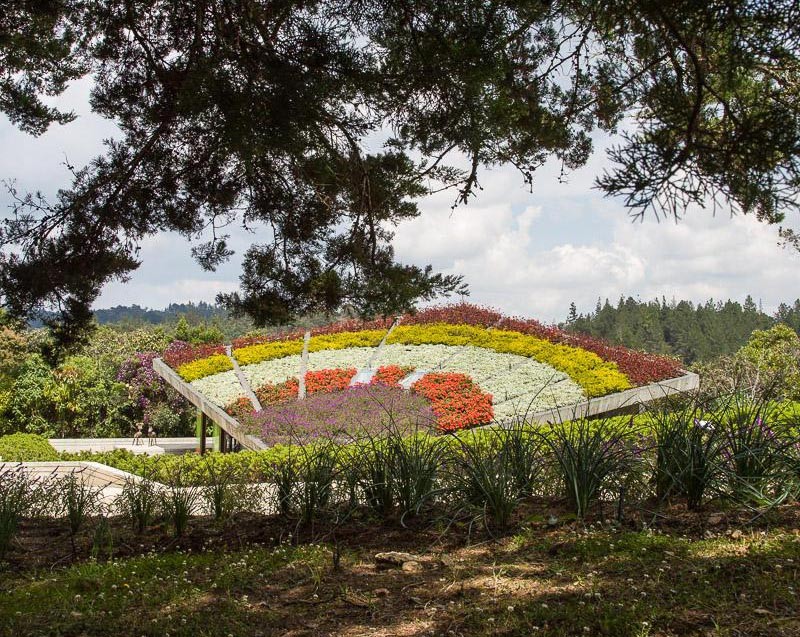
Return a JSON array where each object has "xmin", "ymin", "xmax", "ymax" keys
[{"xmin": 394, "ymin": 165, "xmax": 800, "ymax": 323}]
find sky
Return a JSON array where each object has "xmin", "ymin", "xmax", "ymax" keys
[{"xmin": 1, "ymin": 79, "xmax": 798, "ymax": 324}]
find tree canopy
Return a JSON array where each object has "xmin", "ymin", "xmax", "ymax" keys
[{"xmin": 2, "ymin": 0, "xmax": 800, "ymax": 346}]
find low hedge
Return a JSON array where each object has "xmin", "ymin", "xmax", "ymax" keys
[{"xmin": 0, "ymin": 433, "xmax": 59, "ymax": 462}]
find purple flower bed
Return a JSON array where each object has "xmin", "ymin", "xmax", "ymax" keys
[{"xmin": 240, "ymin": 384, "xmax": 436, "ymax": 445}]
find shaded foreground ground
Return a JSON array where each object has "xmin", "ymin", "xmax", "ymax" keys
[{"xmin": 1, "ymin": 505, "xmax": 799, "ymax": 636}]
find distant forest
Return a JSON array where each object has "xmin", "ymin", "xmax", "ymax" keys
[{"xmin": 563, "ymin": 296, "xmax": 800, "ymax": 363}]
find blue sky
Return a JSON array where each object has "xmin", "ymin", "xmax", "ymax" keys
[{"xmin": 1, "ymin": 78, "xmax": 798, "ymax": 323}]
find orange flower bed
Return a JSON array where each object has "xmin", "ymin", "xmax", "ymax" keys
[{"xmin": 412, "ymin": 372, "xmax": 494, "ymax": 432}]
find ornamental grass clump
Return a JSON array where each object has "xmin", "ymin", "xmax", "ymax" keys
[
  {"xmin": 294, "ymin": 442, "xmax": 340, "ymax": 525},
  {"xmin": 54, "ymin": 471, "xmax": 103, "ymax": 550},
  {"xmin": 388, "ymin": 430, "xmax": 445, "ymax": 523},
  {"xmin": 161, "ymin": 461, "xmax": 200, "ymax": 537},
  {"xmin": 356, "ymin": 435, "xmax": 396, "ymax": 517},
  {"xmin": 648, "ymin": 396, "xmax": 722, "ymax": 508},
  {"xmin": 201, "ymin": 456, "xmax": 260, "ymax": 521},
  {"xmin": 116, "ymin": 470, "xmax": 160, "ymax": 534},
  {"xmin": 544, "ymin": 417, "xmax": 642, "ymax": 519},
  {"xmin": 445, "ymin": 428, "xmax": 524, "ymax": 534},
  {"xmin": 0, "ymin": 466, "xmax": 44, "ymax": 562},
  {"xmin": 714, "ymin": 394, "xmax": 795, "ymax": 506}
]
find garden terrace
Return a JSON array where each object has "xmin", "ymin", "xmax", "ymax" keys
[{"xmin": 153, "ymin": 304, "xmax": 697, "ymax": 449}]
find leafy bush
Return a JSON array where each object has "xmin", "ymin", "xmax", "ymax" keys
[
  {"xmin": 1, "ymin": 355, "xmax": 128, "ymax": 438},
  {"xmin": 0, "ymin": 433, "xmax": 58, "ymax": 461}
]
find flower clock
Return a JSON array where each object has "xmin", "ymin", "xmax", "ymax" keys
[{"xmin": 164, "ymin": 303, "xmax": 684, "ymax": 444}]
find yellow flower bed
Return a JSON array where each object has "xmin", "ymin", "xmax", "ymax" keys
[
  {"xmin": 387, "ymin": 324, "xmax": 631, "ymax": 397},
  {"xmin": 177, "ymin": 354, "xmax": 234, "ymax": 382},
  {"xmin": 232, "ymin": 330, "xmax": 386, "ymax": 366},
  {"xmin": 307, "ymin": 330, "xmax": 385, "ymax": 352},
  {"xmin": 233, "ymin": 340, "xmax": 304, "ymax": 366}
]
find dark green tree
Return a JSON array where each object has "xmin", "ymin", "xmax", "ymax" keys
[{"xmin": 2, "ymin": 1, "xmax": 800, "ymax": 346}]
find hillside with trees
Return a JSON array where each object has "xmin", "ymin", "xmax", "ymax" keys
[{"xmin": 564, "ymin": 296, "xmax": 800, "ymax": 363}]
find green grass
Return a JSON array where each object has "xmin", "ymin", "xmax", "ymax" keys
[
  {"xmin": 0, "ymin": 545, "xmax": 329, "ymax": 637},
  {"xmin": 2, "ymin": 523, "xmax": 799, "ymax": 636}
]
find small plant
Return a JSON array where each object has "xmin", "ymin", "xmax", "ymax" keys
[
  {"xmin": 388, "ymin": 429, "xmax": 444, "ymax": 523},
  {"xmin": 201, "ymin": 457, "xmax": 258, "ymax": 521},
  {"xmin": 356, "ymin": 436, "xmax": 395, "ymax": 517},
  {"xmin": 116, "ymin": 471, "xmax": 160, "ymax": 534},
  {"xmin": 648, "ymin": 397, "xmax": 726, "ymax": 510},
  {"xmin": 445, "ymin": 428, "xmax": 522, "ymax": 534},
  {"xmin": 161, "ymin": 461, "xmax": 200, "ymax": 537},
  {"xmin": 90, "ymin": 516, "xmax": 114, "ymax": 562},
  {"xmin": 0, "ymin": 466, "xmax": 40, "ymax": 561},
  {"xmin": 543, "ymin": 417, "xmax": 639, "ymax": 519},
  {"xmin": 714, "ymin": 394, "xmax": 793, "ymax": 505},
  {"xmin": 270, "ymin": 456, "xmax": 300, "ymax": 518},
  {"xmin": 502, "ymin": 420, "xmax": 547, "ymax": 497},
  {"xmin": 294, "ymin": 442, "xmax": 339, "ymax": 525},
  {"xmin": 55, "ymin": 471, "xmax": 103, "ymax": 551}
]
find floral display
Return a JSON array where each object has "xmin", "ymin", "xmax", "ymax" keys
[
  {"xmin": 370, "ymin": 365, "xmax": 413, "ymax": 387},
  {"xmin": 226, "ymin": 303, "xmax": 682, "ymax": 384},
  {"xmin": 162, "ymin": 303, "xmax": 688, "ymax": 444}
]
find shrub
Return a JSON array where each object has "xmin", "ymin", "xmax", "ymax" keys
[{"xmin": 0, "ymin": 433, "xmax": 58, "ymax": 462}]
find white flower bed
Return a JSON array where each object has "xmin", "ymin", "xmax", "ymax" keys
[
  {"xmin": 376, "ymin": 344, "xmax": 585, "ymax": 417},
  {"xmin": 308, "ymin": 347, "xmax": 374, "ymax": 371},
  {"xmin": 242, "ymin": 355, "xmax": 301, "ymax": 389},
  {"xmin": 191, "ymin": 370, "xmax": 244, "ymax": 407}
]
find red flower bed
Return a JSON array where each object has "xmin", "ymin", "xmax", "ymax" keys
[
  {"xmin": 163, "ymin": 341, "xmax": 227, "ymax": 369},
  {"xmin": 255, "ymin": 378, "xmax": 300, "ymax": 406},
  {"xmin": 412, "ymin": 372, "xmax": 494, "ymax": 432},
  {"xmin": 305, "ymin": 368, "xmax": 357, "ymax": 394},
  {"xmin": 370, "ymin": 365, "xmax": 413, "ymax": 387}
]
